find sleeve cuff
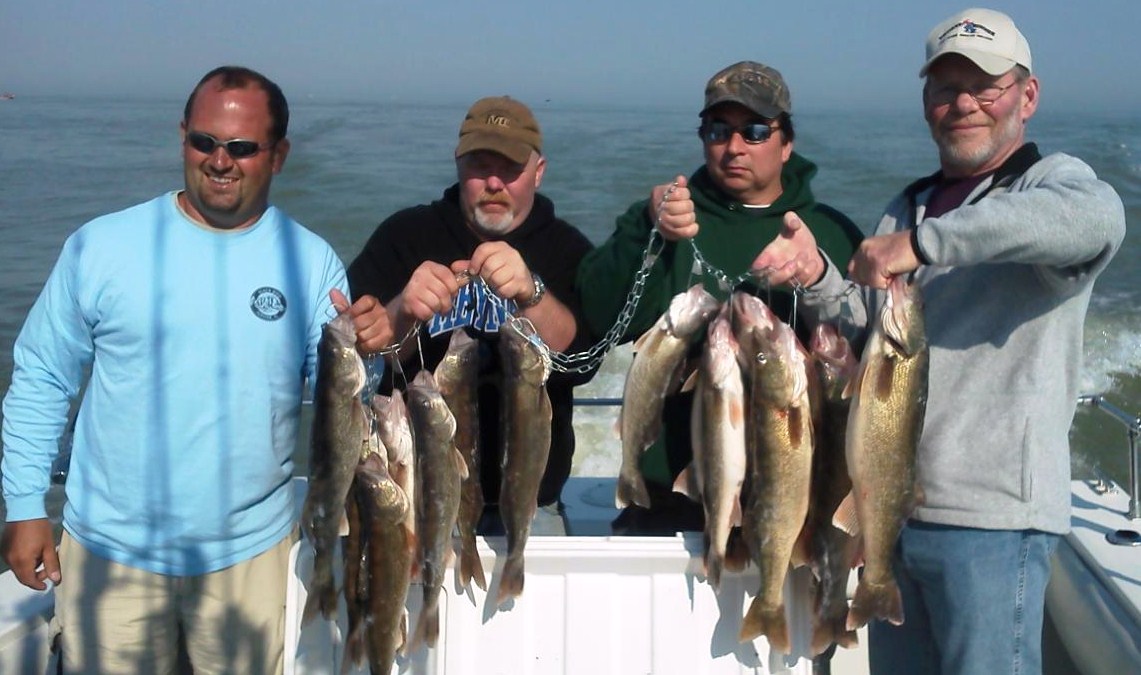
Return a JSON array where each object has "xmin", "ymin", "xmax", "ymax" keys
[{"xmin": 910, "ymin": 227, "xmax": 932, "ymax": 265}]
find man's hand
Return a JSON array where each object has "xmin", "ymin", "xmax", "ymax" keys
[
  {"xmin": 393, "ymin": 261, "xmax": 464, "ymax": 325},
  {"xmin": 0, "ymin": 518, "xmax": 60, "ymax": 591},
  {"xmin": 751, "ymin": 211, "xmax": 825, "ymax": 288},
  {"xmin": 454, "ymin": 242, "xmax": 535, "ymax": 305},
  {"xmin": 847, "ymin": 230, "xmax": 920, "ymax": 289},
  {"xmin": 329, "ymin": 289, "xmax": 394, "ymax": 354},
  {"xmin": 650, "ymin": 175, "xmax": 698, "ymax": 242}
]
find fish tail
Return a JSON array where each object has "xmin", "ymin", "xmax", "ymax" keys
[
  {"xmin": 704, "ymin": 550, "xmax": 724, "ymax": 592},
  {"xmin": 846, "ymin": 579, "xmax": 904, "ymax": 630},
  {"xmin": 615, "ymin": 470, "xmax": 651, "ymax": 509},
  {"xmin": 457, "ymin": 538, "xmax": 487, "ymax": 592},
  {"xmin": 410, "ymin": 598, "xmax": 440, "ymax": 652},
  {"xmin": 341, "ymin": 623, "xmax": 365, "ymax": 674},
  {"xmin": 739, "ymin": 597, "xmax": 790, "ymax": 653},
  {"xmin": 301, "ymin": 566, "xmax": 336, "ymax": 625},
  {"xmin": 497, "ymin": 555, "xmax": 526, "ymax": 607},
  {"xmin": 810, "ymin": 616, "xmax": 859, "ymax": 656}
]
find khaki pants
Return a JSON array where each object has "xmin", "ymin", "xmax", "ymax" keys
[{"xmin": 53, "ymin": 531, "xmax": 294, "ymax": 675}]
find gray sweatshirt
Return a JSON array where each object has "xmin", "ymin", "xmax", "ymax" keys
[{"xmin": 804, "ymin": 146, "xmax": 1126, "ymax": 534}]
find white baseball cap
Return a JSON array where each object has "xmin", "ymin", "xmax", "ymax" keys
[{"xmin": 920, "ymin": 8, "xmax": 1032, "ymax": 77}]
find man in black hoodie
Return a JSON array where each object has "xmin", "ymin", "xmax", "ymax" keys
[{"xmin": 348, "ymin": 96, "xmax": 595, "ymax": 535}]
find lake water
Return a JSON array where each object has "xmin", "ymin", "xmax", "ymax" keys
[{"xmin": 1, "ymin": 96, "xmax": 1138, "ymax": 556}]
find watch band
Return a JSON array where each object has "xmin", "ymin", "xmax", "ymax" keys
[{"xmin": 519, "ymin": 272, "xmax": 546, "ymax": 308}]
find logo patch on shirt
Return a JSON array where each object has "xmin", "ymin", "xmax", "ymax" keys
[
  {"xmin": 250, "ymin": 287, "xmax": 287, "ymax": 321},
  {"xmin": 427, "ymin": 281, "xmax": 514, "ymax": 336}
]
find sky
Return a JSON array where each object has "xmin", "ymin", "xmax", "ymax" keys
[{"xmin": 2, "ymin": 1, "xmax": 1139, "ymax": 114}]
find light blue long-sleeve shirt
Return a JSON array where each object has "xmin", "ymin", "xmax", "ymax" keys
[{"xmin": 2, "ymin": 192, "xmax": 348, "ymax": 575}]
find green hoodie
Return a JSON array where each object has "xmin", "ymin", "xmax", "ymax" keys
[{"xmin": 577, "ymin": 151, "xmax": 863, "ymax": 488}]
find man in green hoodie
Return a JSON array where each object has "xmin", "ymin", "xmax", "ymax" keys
[{"xmin": 576, "ymin": 60, "xmax": 863, "ymax": 529}]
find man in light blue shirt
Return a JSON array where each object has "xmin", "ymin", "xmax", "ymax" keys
[{"xmin": 0, "ymin": 65, "xmax": 391, "ymax": 674}]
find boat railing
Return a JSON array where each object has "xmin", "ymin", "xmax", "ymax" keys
[
  {"xmin": 572, "ymin": 397, "xmax": 621, "ymax": 407},
  {"xmin": 1077, "ymin": 394, "xmax": 1141, "ymax": 523}
]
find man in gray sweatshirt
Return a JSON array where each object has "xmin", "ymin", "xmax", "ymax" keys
[{"xmin": 752, "ymin": 7, "xmax": 1127, "ymax": 674}]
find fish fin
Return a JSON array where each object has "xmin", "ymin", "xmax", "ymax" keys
[
  {"xmin": 341, "ymin": 621, "xmax": 365, "ymax": 673},
  {"xmin": 497, "ymin": 555, "xmax": 526, "ymax": 608},
  {"xmin": 841, "ymin": 360, "xmax": 866, "ymax": 401},
  {"xmin": 844, "ymin": 576, "xmax": 903, "ymax": 629},
  {"xmin": 410, "ymin": 599, "xmax": 440, "ymax": 651},
  {"xmin": 304, "ymin": 588, "xmax": 338, "ymax": 625},
  {"xmin": 730, "ymin": 496, "xmax": 743, "ymax": 528},
  {"xmin": 729, "ymin": 395, "xmax": 746, "ymax": 428},
  {"xmin": 671, "ymin": 464, "xmax": 700, "ymax": 500},
  {"xmin": 831, "ymin": 491, "xmax": 860, "ymax": 537},
  {"xmin": 790, "ymin": 525, "xmax": 813, "ymax": 568},
  {"xmin": 336, "ymin": 507, "xmax": 350, "ymax": 537},
  {"xmin": 615, "ymin": 470, "xmax": 652, "ymax": 509},
  {"xmin": 301, "ymin": 590, "xmax": 320, "ymax": 627},
  {"xmin": 679, "ymin": 368, "xmax": 699, "ymax": 394},
  {"xmin": 452, "ymin": 447, "xmax": 469, "ymax": 480},
  {"xmin": 810, "ymin": 616, "xmax": 859, "ymax": 656},
  {"xmin": 739, "ymin": 597, "xmax": 790, "ymax": 653},
  {"xmin": 724, "ymin": 528, "xmax": 751, "ymax": 572},
  {"xmin": 670, "ymin": 359, "xmax": 699, "ymax": 395},
  {"xmin": 847, "ymin": 578, "xmax": 904, "ymax": 631},
  {"xmin": 457, "ymin": 542, "xmax": 488, "ymax": 593},
  {"xmin": 397, "ymin": 608, "xmax": 410, "ymax": 656},
  {"xmin": 445, "ymin": 542, "xmax": 457, "ymax": 570}
]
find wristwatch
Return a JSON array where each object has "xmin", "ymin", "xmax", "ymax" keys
[{"xmin": 519, "ymin": 272, "xmax": 546, "ymax": 308}]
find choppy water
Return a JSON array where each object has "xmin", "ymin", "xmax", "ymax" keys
[{"xmin": 1, "ymin": 96, "xmax": 1138, "ymax": 548}]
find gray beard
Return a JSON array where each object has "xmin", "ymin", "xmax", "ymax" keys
[
  {"xmin": 935, "ymin": 111, "xmax": 1022, "ymax": 175},
  {"xmin": 473, "ymin": 206, "xmax": 515, "ymax": 236}
]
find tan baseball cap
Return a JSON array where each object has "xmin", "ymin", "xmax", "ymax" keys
[
  {"xmin": 920, "ymin": 8, "xmax": 1032, "ymax": 77},
  {"xmin": 701, "ymin": 61, "xmax": 791, "ymax": 118},
  {"xmin": 455, "ymin": 96, "xmax": 542, "ymax": 165}
]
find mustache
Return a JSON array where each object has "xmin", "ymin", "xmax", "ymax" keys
[{"xmin": 477, "ymin": 193, "xmax": 512, "ymax": 207}]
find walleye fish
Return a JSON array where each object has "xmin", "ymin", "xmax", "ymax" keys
[
  {"xmin": 733, "ymin": 292, "xmax": 816, "ymax": 654},
  {"xmin": 373, "ymin": 391, "xmax": 417, "ymax": 552},
  {"xmin": 617, "ymin": 284, "xmax": 720, "ymax": 509},
  {"xmin": 434, "ymin": 329, "xmax": 486, "ymax": 593},
  {"xmin": 347, "ymin": 451, "xmax": 414, "ymax": 675},
  {"xmin": 806, "ymin": 323, "xmax": 860, "ymax": 654},
  {"xmin": 407, "ymin": 370, "xmax": 466, "ymax": 651},
  {"xmin": 841, "ymin": 276, "xmax": 928, "ymax": 631},
  {"xmin": 674, "ymin": 307, "xmax": 747, "ymax": 592},
  {"xmin": 497, "ymin": 318, "xmax": 553, "ymax": 606},
  {"xmin": 301, "ymin": 312, "xmax": 369, "ymax": 624}
]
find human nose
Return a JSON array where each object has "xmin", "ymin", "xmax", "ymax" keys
[
  {"xmin": 485, "ymin": 173, "xmax": 507, "ymax": 191},
  {"xmin": 952, "ymin": 90, "xmax": 984, "ymax": 112},
  {"xmin": 724, "ymin": 129, "xmax": 749, "ymax": 154},
  {"xmin": 205, "ymin": 145, "xmax": 234, "ymax": 169}
]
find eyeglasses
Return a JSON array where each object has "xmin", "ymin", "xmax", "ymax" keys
[
  {"xmin": 699, "ymin": 121, "xmax": 779, "ymax": 145},
  {"xmin": 926, "ymin": 81, "xmax": 1018, "ymax": 108},
  {"xmin": 185, "ymin": 131, "xmax": 274, "ymax": 159}
]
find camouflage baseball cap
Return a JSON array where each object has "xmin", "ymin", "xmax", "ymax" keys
[
  {"xmin": 455, "ymin": 96, "xmax": 542, "ymax": 165},
  {"xmin": 701, "ymin": 61, "xmax": 792, "ymax": 118}
]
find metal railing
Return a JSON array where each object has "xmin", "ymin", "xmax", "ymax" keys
[{"xmin": 1078, "ymin": 394, "xmax": 1141, "ymax": 521}]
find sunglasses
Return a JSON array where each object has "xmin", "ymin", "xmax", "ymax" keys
[
  {"xmin": 699, "ymin": 121, "xmax": 779, "ymax": 145},
  {"xmin": 185, "ymin": 131, "xmax": 274, "ymax": 159}
]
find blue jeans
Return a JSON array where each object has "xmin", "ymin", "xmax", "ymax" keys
[{"xmin": 868, "ymin": 522, "xmax": 1059, "ymax": 675}]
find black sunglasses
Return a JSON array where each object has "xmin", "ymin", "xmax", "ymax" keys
[
  {"xmin": 699, "ymin": 121, "xmax": 779, "ymax": 145},
  {"xmin": 185, "ymin": 131, "xmax": 274, "ymax": 159}
]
